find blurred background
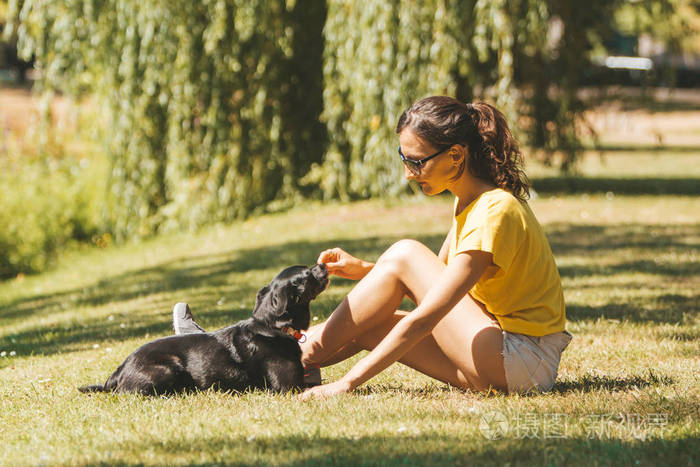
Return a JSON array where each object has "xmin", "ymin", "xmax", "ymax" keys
[{"xmin": 1, "ymin": 0, "xmax": 699, "ymax": 279}]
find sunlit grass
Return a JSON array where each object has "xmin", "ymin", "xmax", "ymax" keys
[{"xmin": 0, "ymin": 193, "xmax": 698, "ymax": 466}]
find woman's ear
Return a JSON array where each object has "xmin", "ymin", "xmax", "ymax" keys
[{"xmin": 451, "ymin": 144, "xmax": 467, "ymax": 166}]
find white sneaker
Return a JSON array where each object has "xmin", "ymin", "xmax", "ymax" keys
[{"xmin": 172, "ymin": 302, "xmax": 206, "ymax": 335}]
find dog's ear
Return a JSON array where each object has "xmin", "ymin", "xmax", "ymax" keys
[
  {"xmin": 254, "ymin": 285, "xmax": 271, "ymax": 311},
  {"xmin": 268, "ymin": 283, "xmax": 289, "ymax": 316},
  {"xmin": 252, "ymin": 283, "xmax": 289, "ymax": 326}
]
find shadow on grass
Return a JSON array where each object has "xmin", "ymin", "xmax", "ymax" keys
[
  {"xmin": 586, "ymin": 90, "xmax": 700, "ymax": 113},
  {"xmin": 565, "ymin": 297, "xmax": 697, "ymax": 324},
  {"xmin": 352, "ymin": 370, "xmax": 675, "ymax": 397},
  {"xmin": 532, "ymin": 176, "xmax": 700, "ymax": 195},
  {"xmin": 0, "ymin": 235, "xmax": 442, "ymax": 359},
  {"xmin": 62, "ymin": 433, "xmax": 695, "ymax": 466},
  {"xmin": 547, "ymin": 223, "xmax": 699, "ymax": 255},
  {"xmin": 0, "ymin": 220, "xmax": 697, "ymax": 360},
  {"xmin": 585, "ymin": 144, "xmax": 700, "ymax": 153},
  {"xmin": 353, "ymin": 383, "xmax": 458, "ymax": 397},
  {"xmin": 553, "ymin": 371, "xmax": 674, "ymax": 394},
  {"xmin": 1, "ymin": 234, "xmax": 438, "ymax": 318}
]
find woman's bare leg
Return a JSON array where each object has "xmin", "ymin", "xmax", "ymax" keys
[
  {"xmin": 301, "ymin": 240, "xmax": 506, "ymax": 391},
  {"xmin": 303, "ymin": 321, "xmax": 362, "ymax": 367}
]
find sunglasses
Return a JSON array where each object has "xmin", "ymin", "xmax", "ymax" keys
[{"xmin": 398, "ymin": 145, "xmax": 450, "ymax": 175}]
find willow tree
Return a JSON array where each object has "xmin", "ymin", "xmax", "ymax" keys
[
  {"xmin": 317, "ymin": 0, "xmax": 692, "ymax": 195},
  {"xmin": 315, "ymin": 0, "xmax": 578, "ymax": 199},
  {"xmin": 5, "ymin": 0, "xmax": 692, "ymax": 240},
  {"xmin": 315, "ymin": 0, "xmax": 524, "ymax": 200},
  {"xmin": 7, "ymin": 0, "xmax": 325, "ymax": 239}
]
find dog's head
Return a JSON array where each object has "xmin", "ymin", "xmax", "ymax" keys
[{"xmin": 252, "ymin": 263, "xmax": 329, "ymax": 332}]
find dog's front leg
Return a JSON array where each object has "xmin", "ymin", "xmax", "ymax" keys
[{"xmin": 261, "ymin": 358, "xmax": 305, "ymax": 392}]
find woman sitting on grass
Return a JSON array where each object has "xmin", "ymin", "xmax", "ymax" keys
[{"xmin": 174, "ymin": 96, "xmax": 572, "ymax": 397}]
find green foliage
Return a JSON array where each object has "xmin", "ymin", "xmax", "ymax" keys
[
  {"xmin": 514, "ymin": 0, "xmax": 688, "ymax": 169},
  {"xmin": 0, "ymin": 87, "xmax": 108, "ymax": 278},
  {"xmin": 519, "ymin": 0, "xmax": 620, "ymax": 169},
  {"xmin": 318, "ymin": 0, "xmax": 688, "ymax": 192},
  {"xmin": 318, "ymin": 0, "xmax": 523, "ymax": 199},
  {"xmin": 0, "ymin": 152, "xmax": 105, "ymax": 278},
  {"xmin": 615, "ymin": 0, "xmax": 700, "ymax": 55},
  {"xmin": 5, "ymin": 0, "xmax": 695, "ymax": 245},
  {"xmin": 9, "ymin": 0, "xmax": 326, "ymax": 240}
]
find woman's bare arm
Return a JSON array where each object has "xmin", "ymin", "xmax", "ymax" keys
[{"xmin": 437, "ymin": 226, "xmax": 455, "ymax": 264}]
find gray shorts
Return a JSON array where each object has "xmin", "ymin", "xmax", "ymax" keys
[{"xmin": 502, "ymin": 330, "xmax": 572, "ymax": 394}]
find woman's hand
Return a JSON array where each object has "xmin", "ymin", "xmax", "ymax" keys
[
  {"xmin": 317, "ymin": 248, "xmax": 374, "ymax": 280},
  {"xmin": 299, "ymin": 379, "xmax": 353, "ymax": 400}
]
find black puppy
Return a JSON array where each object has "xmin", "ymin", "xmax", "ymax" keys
[{"xmin": 78, "ymin": 264, "xmax": 328, "ymax": 395}]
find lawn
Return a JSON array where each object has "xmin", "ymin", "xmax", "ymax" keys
[
  {"xmin": 1, "ymin": 86, "xmax": 698, "ymax": 466},
  {"xmin": 0, "ymin": 190, "xmax": 698, "ymax": 466}
]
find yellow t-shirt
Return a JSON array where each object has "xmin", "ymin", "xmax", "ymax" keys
[{"xmin": 447, "ymin": 188, "xmax": 566, "ymax": 336}]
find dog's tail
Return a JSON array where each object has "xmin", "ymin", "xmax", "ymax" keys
[
  {"xmin": 78, "ymin": 384, "xmax": 107, "ymax": 393},
  {"xmin": 78, "ymin": 373, "xmax": 118, "ymax": 393},
  {"xmin": 79, "ymin": 365, "xmax": 122, "ymax": 394}
]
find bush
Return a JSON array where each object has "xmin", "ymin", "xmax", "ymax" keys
[{"xmin": 0, "ymin": 148, "xmax": 106, "ymax": 279}]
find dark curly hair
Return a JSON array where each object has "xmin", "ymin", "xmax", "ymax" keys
[{"xmin": 396, "ymin": 96, "xmax": 530, "ymax": 202}]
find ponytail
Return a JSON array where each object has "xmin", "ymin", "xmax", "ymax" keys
[{"xmin": 466, "ymin": 102, "xmax": 530, "ymax": 202}]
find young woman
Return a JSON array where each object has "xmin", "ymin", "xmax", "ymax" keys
[
  {"xmin": 174, "ymin": 96, "xmax": 571, "ymax": 397},
  {"xmin": 297, "ymin": 96, "xmax": 571, "ymax": 399}
]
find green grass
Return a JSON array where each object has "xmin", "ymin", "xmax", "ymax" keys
[{"xmin": 0, "ymin": 194, "xmax": 698, "ymax": 466}]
